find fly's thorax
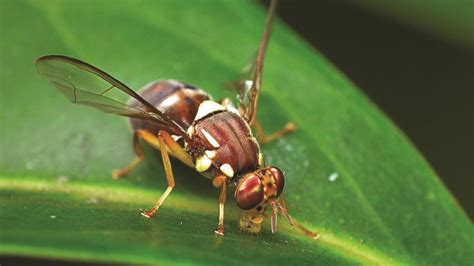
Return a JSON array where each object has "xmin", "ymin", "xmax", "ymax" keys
[
  {"xmin": 128, "ymin": 80, "xmax": 209, "ymax": 136},
  {"xmin": 186, "ymin": 100, "xmax": 262, "ymax": 179}
]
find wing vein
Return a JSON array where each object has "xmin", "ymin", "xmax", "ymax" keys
[
  {"xmin": 36, "ymin": 55, "xmax": 194, "ymax": 143},
  {"xmin": 101, "ymin": 85, "xmax": 115, "ymax": 95}
]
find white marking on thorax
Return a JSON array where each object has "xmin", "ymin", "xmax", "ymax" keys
[
  {"xmin": 205, "ymin": 150, "xmax": 216, "ymax": 159},
  {"xmin": 171, "ymin": 135, "xmax": 181, "ymax": 142},
  {"xmin": 194, "ymin": 100, "xmax": 225, "ymax": 121},
  {"xmin": 220, "ymin": 163, "xmax": 234, "ymax": 177},
  {"xmin": 222, "ymin": 100, "xmax": 240, "ymax": 114},
  {"xmin": 159, "ymin": 94, "xmax": 180, "ymax": 108},
  {"xmin": 195, "ymin": 155, "xmax": 212, "ymax": 172},
  {"xmin": 187, "ymin": 125, "xmax": 195, "ymax": 137},
  {"xmin": 201, "ymin": 129, "xmax": 220, "ymax": 148}
]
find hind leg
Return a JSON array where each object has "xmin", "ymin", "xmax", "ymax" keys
[
  {"xmin": 254, "ymin": 120, "xmax": 296, "ymax": 144},
  {"xmin": 112, "ymin": 130, "xmax": 160, "ymax": 179},
  {"xmin": 112, "ymin": 129, "xmax": 194, "ymax": 179}
]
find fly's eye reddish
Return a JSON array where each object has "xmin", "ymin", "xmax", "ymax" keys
[
  {"xmin": 269, "ymin": 167, "xmax": 285, "ymax": 197},
  {"xmin": 235, "ymin": 174, "xmax": 264, "ymax": 210}
]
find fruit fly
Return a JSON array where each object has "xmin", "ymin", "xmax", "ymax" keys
[{"xmin": 36, "ymin": 0, "xmax": 318, "ymax": 238}]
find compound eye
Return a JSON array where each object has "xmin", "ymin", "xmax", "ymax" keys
[
  {"xmin": 235, "ymin": 174, "xmax": 264, "ymax": 210},
  {"xmin": 269, "ymin": 167, "xmax": 285, "ymax": 197}
]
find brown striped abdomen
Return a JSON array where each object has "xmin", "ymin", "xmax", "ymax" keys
[{"xmin": 128, "ymin": 80, "xmax": 209, "ymax": 135}]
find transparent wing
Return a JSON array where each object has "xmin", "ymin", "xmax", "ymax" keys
[
  {"xmin": 244, "ymin": 0, "xmax": 277, "ymax": 126},
  {"xmin": 36, "ymin": 55, "xmax": 190, "ymax": 140},
  {"xmin": 227, "ymin": 0, "xmax": 276, "ymax": 125},
  {"xmin": 231, "ymin": 53, "xmax": 256, "ymax": 110}
]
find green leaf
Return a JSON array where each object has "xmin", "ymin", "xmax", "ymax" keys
[{"xmin": 1, "ymin": 0, "xmax": 472, "ymax": 265}]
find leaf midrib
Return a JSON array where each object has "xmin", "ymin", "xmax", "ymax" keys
[{"xmin": 0, "ymin": 176, "xmax": 406, "ymax": 265}]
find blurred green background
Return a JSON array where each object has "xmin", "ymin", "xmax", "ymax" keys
[
  {"xmin": 271, "ymin": 0, "xmax": 474, "ymax": 218},
  {"xmin": 0, "ymin": 0, "xmax": 473, "ymax": 265}
]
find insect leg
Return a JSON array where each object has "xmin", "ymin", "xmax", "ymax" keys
[
  {"xmin": 278, "ymin": 195, "xmax": 319, "ymax": 239},
  {"xmin": 254, "ymin": 120, "xmax": 296, "ymax": 144},
  {"xmin": 112, "ymin": 130, "xmax": 154, "ymax": 179},
  {"xmin": 213, "ymin": 175, "xmax": 227, "ymax": 235},
  {"xmin": 113, "ymin": 129, "xmax": 194, "ymax": 179},
  {"xmin": 141, "ymin": 131, "xmax": 177, "ymax": 219},
  {"xmin": 160, "ymin": 133, "xmax": 194, "ymax": 168}
]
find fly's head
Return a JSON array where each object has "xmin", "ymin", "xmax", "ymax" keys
[{"xmin": 234, "ymin": 166, "xmax": 293, "ymax": 234}]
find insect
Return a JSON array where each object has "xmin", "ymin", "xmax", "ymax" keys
[{"xmin": 36, "ymin": 0, "xmax": 318, "ymax": 238}]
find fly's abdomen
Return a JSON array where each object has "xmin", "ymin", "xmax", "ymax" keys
[{"xmin": 128, "ymin": 80, "xmax": 210, "ymax": 135}]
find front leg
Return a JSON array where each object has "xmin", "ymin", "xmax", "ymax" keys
[
  {"xmin": 212, "ymin": 175, "xmax": 227, "ymax": 235},
  {"xmin": 277, "ymin": 195, "xmax": 319, "ymax": 239}
]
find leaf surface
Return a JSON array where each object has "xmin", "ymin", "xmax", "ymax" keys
[{"xmin": 0, "ymin": 1, "xmax": 472, "ymax": 265}]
